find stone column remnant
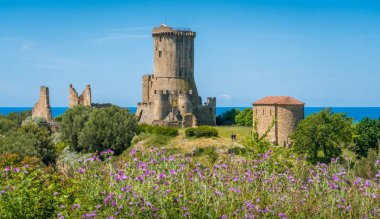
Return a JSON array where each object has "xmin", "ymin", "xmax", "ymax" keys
[{"xmin": 32, "ymin": 86, "xmax": 53, "ymax": 122}]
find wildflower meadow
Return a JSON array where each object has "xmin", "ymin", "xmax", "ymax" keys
[{"xmin": 1, "ymin": 147, "xmax": 379, "ymax": 218}]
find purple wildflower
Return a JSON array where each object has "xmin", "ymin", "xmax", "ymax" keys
[
  {"xmin": 279, "ymin": 212, "xmax": 288, "ymax": 219},
  {"xmin": 170, "ymin": 169, "xmax": 177, "ymax": 175},
  {"xmin": 77, "ymin": 167, "xmax": 86, "ymax": 174},
  {"xmin": 71, "ymin": 204, "xmax": 80, "ymax": 210},
  {"xmin": 13, "ymin": 167, "xmax": 20, "ymax": 173},
  {"xmin": 4, "ymin": 166, "xmax": 10, "ymax": 172},
  {"xmin": 157, "ymin": 173, "xmax": 166, "ymax": 180}
]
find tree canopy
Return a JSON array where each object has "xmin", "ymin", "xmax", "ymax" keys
[{"xmin": 291, "ymin": 109, "xmax": 353, "ymax": 163}]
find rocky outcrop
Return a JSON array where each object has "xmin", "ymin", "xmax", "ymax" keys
[
  {"xmin": 32, "ymin": 86, "xmax": 53, "ymax": 122},
  {"xmin": 69, "ymin": 84, "xmax": 92, "ymax": 108}
]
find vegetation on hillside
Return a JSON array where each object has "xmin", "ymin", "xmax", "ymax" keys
[{"xmin": 1, "ymin": 108, "xmax": 380, "ymax": 218}]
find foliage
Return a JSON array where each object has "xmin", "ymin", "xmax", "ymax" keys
[
  {"xmin": 216, "ymin": 109, "xmax": 239, "ymax": 126},
  {"xmin": 243, "ymin": 118, "xmax": 274, "ymax": 155},
  {"xmin": 139, "ymin": 124, "xmax": 178, "ymax": 137},
  {"xmin": 0, "ymin": 166, "xmax": 61, "ymax": 218},
  {"xmin": 354, "ymin": 148, "xmax": 380, "ymax": 179},
  {"xmin": 60, "ymin": 106, "xmax": 92, "ymax": 152},
  {"xmin": 60, "ymin": 105, "xmax": 139, "ymax": 155},
  {"xmin": 0, "ymin": 116, "xmax": 18, "ymax": 134},
  {"xmin": 185, "ymin": 126, "xmax": 219, "ymax": 138},
  {"xmin": 235, "ymin": 108, "xmax": 253, "ymax": 126},
  {"xmin": 228, "ymin": 146, "xmax": 247, "ymax": 155},
  {"xmin": 192, "ymin": 146, "xmax": 219, "ymax": 164},
  {"xmin": 78, "ymin": 106, "xmax": 139, "ymax": 155},
  {"xmin": 19, "ymin": 122, "xmax": 57, "ymax": 165},
  {"xmin": 292, "ymin": 109, "xmax": 353, "ymax": 163},
  {"xmin": 6, "ymin": 110, "xmax": 31, "ymax": 125},
  {"xmin": 353, "ymin": 117, "xmax": 380, "ymax": 157},
  {"xmin": 1, "ymin": 147, "xmax": 379, "ymax": 218}
]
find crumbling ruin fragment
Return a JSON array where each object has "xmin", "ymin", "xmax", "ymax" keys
[
  {"xmin": 32, "ymin": 86, "xmax": 53, "ymax": 122},
  {"xmin": 69, "ymin": 84, "xmax": 92, "ymax": 108}
]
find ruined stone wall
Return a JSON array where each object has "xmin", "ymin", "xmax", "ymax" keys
[
  {"xmin": 32, "ymin": 86, "xmax": 52, "ymax": 122},
  {"xmin": 253, "ymin": 105, "xmax": 304, "ymax": 146},
  {"xmin": 79, "ymin": 85, "xmax": 91, "ymax": 106},
  {"xmin": 136, "ymin": 103, "xmax": 154, "ymax": 124},
  {"xmin": 69, "ymin": 84, "xmax": 91, "ymax": 108},
  {"xmin": 69, "ymin": 84, "xmax": 79, "ymax": 108}
]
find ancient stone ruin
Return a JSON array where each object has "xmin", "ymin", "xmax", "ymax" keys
[
  {"xmin": 32, "ymin": 86, "xmax": 53, "ymax": 122},
  {"xmin": 136, "ymin": 24, "xmax": 216, "ymax": 128},
  {"xmin": 69, "ymin": 84, "xmax": 92, "ymax": 108},
  {"xmin": 253, "ymin": 96, "xmax": 304, "ymax": 147}
]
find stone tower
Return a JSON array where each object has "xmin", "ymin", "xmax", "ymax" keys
[
  {"xmin": 69, "ymin": 84, "xmax": 92, "ymax": 108},
  {"xmin": 253, "ymin": 96, "xmax": 304, "ymax": 147},
  {"xmin": 32, "ymin": 86, "xmax": 53, "ymax": 122},
  {"xmin": 136, "ymin": 24, "xmax": 216, "ymax": 127}
]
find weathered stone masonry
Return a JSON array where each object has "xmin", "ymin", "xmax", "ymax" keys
[
  {"xmin": 136, "ymin": 24, "xmax": 216, "ymax": 127},
  {"xmin": 253, "ymin": 96, "xmax": 304, "ymax": 147},
  {"xmin": 69, "ymin": 84, "xmax": 92, "ymax": 108},
  {"xmin": 32, "ymin": 86, "xmax": 53, "ymax": 122}
]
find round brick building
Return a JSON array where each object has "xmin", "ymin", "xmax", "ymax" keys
[{"xmin": 253, "ymin": 96, "xmax": 304, "ymax": 147}]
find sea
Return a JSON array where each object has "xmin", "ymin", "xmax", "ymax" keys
[{"xmin": 1, "ymin": 107, "xmax": 380, "ymax": 122}]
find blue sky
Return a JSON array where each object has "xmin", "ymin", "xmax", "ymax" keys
[{"xmin": 1, "ymin": 0, "xmax": 380, "ymax": 107}]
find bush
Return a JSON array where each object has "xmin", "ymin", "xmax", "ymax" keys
[
  {"xmin": 60, "ymin": 106, "xmax": 92, "ymax": 152},
  {"xmin": 235, "ymin": 108, "xmax": 253, "ymax": 126},
  {"xmin": 354, "ymin": 148, "xmax": 380, "ymax": 179},
  {"xmin": 216, "ymin": 109, "xmax": 239, "ymax": 126},
  {"xmin": 0, "ymin": 122, "xmax": 56, "ymax": 165},
  {"xmin": 192, "ymin": 146, "xmax": 218, "ymax": 164},
  {"xmin": 78, "ymin": 106, "xmax": 139, "ymax": 155},
  {"xmin": 228, "ymin": 146, "xmax": 247, "ymax": 155},
  {"xmin": 291, "ymin": 109, "xmax": 353, "ymax": 163},
  {"xmin": 353, "ymin": 117, "xmax": 380, "ymax": 158},
  {"xmin": 0, "ymin": 116, "xmax": 18, "ymax": 134},
  {"xmin": 185, "ymin": 126, "xmax": 218, "ymax": 138},
  {"xmin": 60, "ymin": 105, "xmax": 139, "ymax": 155},
  {"xmin": 139, "ymin": 124, "xmax": 178, "ymax": 137}
]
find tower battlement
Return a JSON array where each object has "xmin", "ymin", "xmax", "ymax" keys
[{"xmin": 152, "ymin": 25, "xmax": 196, "ymax": 38}]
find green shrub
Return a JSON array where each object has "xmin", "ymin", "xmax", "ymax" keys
[
  {"xmin": 228, "ymin": 146, "xmax": 247, "ymax": 155},
  {"xmin": 353, "ymin": 117, "xmax": 380, "ymax": 158},
  {"xmin": 354, "ymin": 148, "xmax": 380, "ymax": 179},
  {"xmin": 0, "ymin": 122, "xmax": 56, "ymax": 166},
  {"xmin": 78, "ymin": 106, "xmax": 139, "ymax": 155},
  {"xmin": 60, "ymin": 105, "xmax": 139, "ymax": 155},
  {"xmin": 139, "ymin": 124, "xmax": 178, "ymax": 136},
  {"xmin": 185, "ymin": 126, "xmax": 218, "ymax": 138},
  {"xmin": 60, "ymin": 106, "xmax": 92, "ymax": 152},
  {"xmin": 235, "ymin": 108, "xmax": 253, "ymax": 126},
  {"xmin": 192, "ymin": 146, "xmax": 218, "ymax": 164}
]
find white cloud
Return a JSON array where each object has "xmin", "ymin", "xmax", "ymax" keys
[{"xmin": 219, "ymin": 94, "xmax": 232, "ymax": 100}]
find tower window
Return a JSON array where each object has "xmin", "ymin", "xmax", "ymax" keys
[{"xmin": 159, "ymin": 51, "xmax": 162, "ymax": 58}]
